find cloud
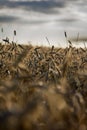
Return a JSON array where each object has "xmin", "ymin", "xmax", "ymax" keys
[
  {"xmin": 0, "ymin": 0, "xmax": 86, "ymax": 25},
  {"xmin": 0, "ymin": 15, "xmax": 19, "ymax": 23},
  {"xmin": 0, "ymin": 0, "xmax": 66, "ymax": 14},
  {"xmin": 21, "ymin": 19, "xmax": 49, "ymax": 25},
  {"xmin": 58, "ymin": 18, "xmax": 79, "ymax": 23}
]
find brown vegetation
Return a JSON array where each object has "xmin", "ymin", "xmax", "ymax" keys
[{"xmin": 0, "ymin": 40, "xmax": 87, "ymax": 130}]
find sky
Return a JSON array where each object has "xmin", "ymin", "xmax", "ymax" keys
[{"xmin": 0, "ymin": 0, "xmax": 87, "ymax": 47}]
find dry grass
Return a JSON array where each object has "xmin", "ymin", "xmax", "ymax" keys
[{"xmin": 0, "ymin": 40, "xmax": 87, "ymax": 130}]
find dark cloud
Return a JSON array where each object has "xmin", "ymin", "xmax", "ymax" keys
[
  {"xmin": 0, "ymin": 0, "xmax": 86, "ymax": 24},
  {"xmin": 0, "ymin": 15, "xmax": 49, "ymax": 25},
  {"xmin": 0, "ymin": 15, "xmax": 19, "ymax": 23},
  {"xmin": 58, "ymin": 18, "xmax": 79, "ymax": 23},
  {"xmin": 0, "ymin": 0, "xmax": 66, "ymax": 14}
]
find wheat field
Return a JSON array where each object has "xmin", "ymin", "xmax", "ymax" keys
[{"xmin": 0, "ymin": 39, "xmax": 87, "ymax": 130}]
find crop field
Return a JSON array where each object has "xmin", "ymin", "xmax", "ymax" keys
[{"xmin": 0, "ymin": 39, "xmax": 87, "ymax": 130}]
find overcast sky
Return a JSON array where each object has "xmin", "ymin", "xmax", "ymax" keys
[{"xmin": 0, "ymin": 0, "xmax": 87, "ymax": 47}]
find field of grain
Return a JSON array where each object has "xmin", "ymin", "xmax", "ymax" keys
[{"xmin": 0, "ymin": 40, "xmax": 87, "ymax": 130}]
